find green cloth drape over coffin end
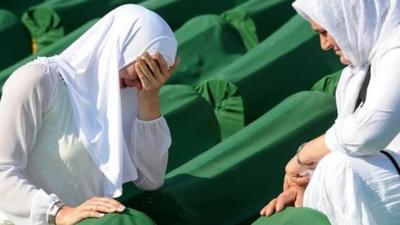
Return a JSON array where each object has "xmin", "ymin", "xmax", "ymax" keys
[
  {"xmin": 169, "ymin": 0, "xmax": 296, "ymax": 86},
  {"xmin": 21, "ymin": 6, "xmax": 64, "ymax": 52},
  {"xmin": 195, "ymin": 80, "xmax": 245, "ymax": 140},
  {"xmin": 160, "ymin": 85, "xmax": 221, "ymax": 171},
  {"xmin": 215, "ymin": 15, "xmax": 343, "ymax": 124},
  {"xmin": 136, "ymin": 91, "xmax": 337, "ymax": 225},
  {"xmin": 311, "ymin": 70, "xmax": 342, "ymax": 96},
  {"xmin": 251, "ymin": 207, "xmax": 331, "ymax": 225},
  {"xmin": 0, "ymin": 10, "xmax": 31, "ymax": 71},
  {"xmin": 20, "ymin": 0, "xmax": 143, "ymax": 51},
  {"xmin": 0, "ymin": 19, "xmax": 98, "ymax": 97},
  {"xmin": 222, "ymin": 9, "xmax": 259, "ymax": 51},
  {"xmin": 222, "ymin": 0, "xmax": 295, "ymax": 49}
]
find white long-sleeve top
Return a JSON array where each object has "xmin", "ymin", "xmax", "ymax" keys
[
  {"xmin": 325, "ymin": 48, "xmax": 400, "ymax": 156},
  {"xmin": 0, "ymin": 61, "xmax": 170, "ymax": 225}
]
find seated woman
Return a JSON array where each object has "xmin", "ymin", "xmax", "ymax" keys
[
  {"xmin": 259, "ymin": 0, "xmax": 400, "ymax": 224},
  {"xmin": 0, "ymin": 4, "xmax": 178, "ymax": 225}
]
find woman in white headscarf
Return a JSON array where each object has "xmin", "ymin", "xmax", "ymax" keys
[
  {"xmin": 259, "ymin": 0, "xmax": 400, "ymax": 224},
  {"xmin": 0, "ymin": 4, "xmax": 178, "ymax": 225}
]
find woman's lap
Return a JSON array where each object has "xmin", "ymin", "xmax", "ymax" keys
[{"xmin": 304, "ymin": 151, "xmax": 400, "ymax": 225}]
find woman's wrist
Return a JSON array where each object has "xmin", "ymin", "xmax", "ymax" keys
[
  {"xmin": 296, "ymin": 142, "xmax": 314, "ymax": 166},
  {"xmin": 48, "ymin": 201, "xmax": 67, "ymax": 225},
  {"xmin": 137, "ymin": 89, "xmax": 161, "ymax": 120}
]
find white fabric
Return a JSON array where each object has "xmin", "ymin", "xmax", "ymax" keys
[
  {"xmin": 304, "ymin": 151, "xmax": 400, "ymax": 225},
  {"xmin": 292, "ymin": 0, "xmax": 400, "ymax": 156},
  {"xmin": 292, "ymin": 0, "xmax": 400, "ymax": 224},
  {"xmin": 51, "ymin": 4, "xmax": 177, "ymax": 197},
  {"xmin": 0, "ymin": 60, "xmax": 170, "ymax": 225}
]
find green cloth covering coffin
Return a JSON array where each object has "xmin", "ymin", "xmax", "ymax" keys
[
  {"xmin": 222, "ymin": 0, "xmax": 294, "ymax": 50},
  {"xmin": 20, "ymin": 0, "xmax": 249, "ymax": 51},
  {"xmin": 251, "ymin": 207, "xmax": 331, "ymax": 225},
  {"xmin": 195, "ymin": 15, "xmax": 343, "ymax": 130},
  {"xmin": 0, "ymin": 0, "xmax": 44, "ymax": 16},
  {"xmin": 20, "ymin": 0, "xmax": 144, "ymax": 51},
  {"xmin": 159, "ymin": 91, "xmax": 336, "ymax": 225},
  {"xmin": 0, "ymin": 19, "xmax": 98, "ymax": 95},
  {"xmin": 79, "ymin": 91, "xmax": 336, "ymax": 225},
  {"xmin": 0, "ymin": 10, "xmax": 32, "ymax": 71},
  {"xmin": 1, "ymin": 0, "xmax": 256, "ymax": 91},
  {"xmin": 170, "ymin": 0, "xmax": 296, "ymax": 86},
  {"xmin": 159, "ymin": 84, "xmax": 220, "ymax": 171}
]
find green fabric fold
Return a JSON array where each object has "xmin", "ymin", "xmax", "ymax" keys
[
  {"xmin": 222, "ymin": 9, "xmax": 259, "ymax": 51},
  {"xmin": 160, "ymin": 85, "xmax": 221, "ymax": 171},
  {"xmin": 311, "ymin": 70, "xmax": 342, "ymax": 96},
  {"xmin": 21, "ymin": 6, "xmax": 64, "ymax": 52},
  {"xmin": 195, "ymin": 80, "xmax": 245, "ymax": 139}
]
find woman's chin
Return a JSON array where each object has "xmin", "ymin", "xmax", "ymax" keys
[{"xmin": 339, "ymin": 56, "xmax": 351, "ymax": 65}]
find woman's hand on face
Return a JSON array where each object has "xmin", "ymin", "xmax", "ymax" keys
[
  {"xmin": 55, "ymin": 197, "xmax": 125, "ymax": 225},
  {"xmin": 260, "ymin": 185, "xmax": 305, "ymax": 217},
  {"xmin": 135, "ymin": 52, "xmax": 179, "ymax": 95}
]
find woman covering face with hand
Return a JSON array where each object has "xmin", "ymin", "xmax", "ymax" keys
[
  {"xmin": 259, "ymin": 0, "xmax": 400, "ymax": 225},
  {"xmin": 0, "ymin": 4, "xmax": 177, "ymax": 225}
]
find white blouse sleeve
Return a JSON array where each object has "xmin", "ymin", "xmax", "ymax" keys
[
  {"xmin": 129, "ymin": 116, "xmax": 171, "ymax": 190},
  {"xmin": 325, "ymin": 49, "xmax": 400, "ymax": 156},
  {"xmin": 0, "ymin": 63, "xmax": 61, "ymax": 224}
]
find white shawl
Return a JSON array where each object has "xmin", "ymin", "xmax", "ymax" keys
[
  {"xmin": 292, "ymin": 0, "xmax": 400, "ymax": 118},
  {"xmin": 51, "ymin": 4, "xmax": 177, "ymax": 197}
]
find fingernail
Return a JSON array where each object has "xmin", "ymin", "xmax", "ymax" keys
[
  {"xmin": 118, "ymin": 205, "xmax": 126, "ymax": 211},
  {"xmin": 99, "ymin": 213, "xmax": 105, "ymax": 217}
]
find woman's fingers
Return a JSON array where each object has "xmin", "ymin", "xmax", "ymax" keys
[
  {"xmin": 283, "ymin": 174, "xmax": 290, "ymax": 191},
  {"xmin": 142, "ymin": 52, "xmax": 163, "ymax": 81},
  {"xmin": 135, "ymin": 60, "xmax": 151, "ymax": 89},
  {"xmin": 85, "ymin": 197, "xmax": 125, "ymax": 213},
  {"xmin": 154, "ymin": 52, "xmax": 169, "ymax": 77},
  {"xmin": 134, "ymin": 52, "xmax": 179, "ymax": 92},
  {"xmin": 166, "ymin": 56, "xmax": 180, "ymax": 79},
  {"xmin": 80, "ymin": 209, "xmax": 105, "ymax": 220},
  {"xmin": 260, "ymin": 198, "xmax": 277, "ymax": 216},
  {"xmin": 294, "ymin": 189, "xmax": 304, "ymax": 207},
  {"xmin": 275, "ymin": 191, "xmax": 293, "ymax": 213},
  {"xmin": 260, "ymin": 186, "xmax": 306, "ymax": 218},
  {"xmin": 287, "ymin": 175, "xmax": 310, "ymax": 187}
]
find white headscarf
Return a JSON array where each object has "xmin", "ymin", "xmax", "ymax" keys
[
  {"xmin": 292, "ymin": 0, "xmax": 400, "ymax": 117},
  {"xmin": 51, "ymin": 4, "xmax": 177, "ymax": 197}
]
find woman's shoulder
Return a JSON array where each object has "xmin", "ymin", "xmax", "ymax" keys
[{"xmin": 2, "ymin": 59, "xmax": 60, "ymax": 107}]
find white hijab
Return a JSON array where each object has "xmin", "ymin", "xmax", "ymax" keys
[
  {"xmin": 292, "ymin": 0, "xmax": 400, "ymax": 117},
  {"xmin": 51, "ymin": 4, "xmax": 177, "ymax": 197}
]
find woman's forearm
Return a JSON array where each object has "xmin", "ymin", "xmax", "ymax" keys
[{"xmin": 137, "ymin": 91, "xmax": 161, "ymax": 121}]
